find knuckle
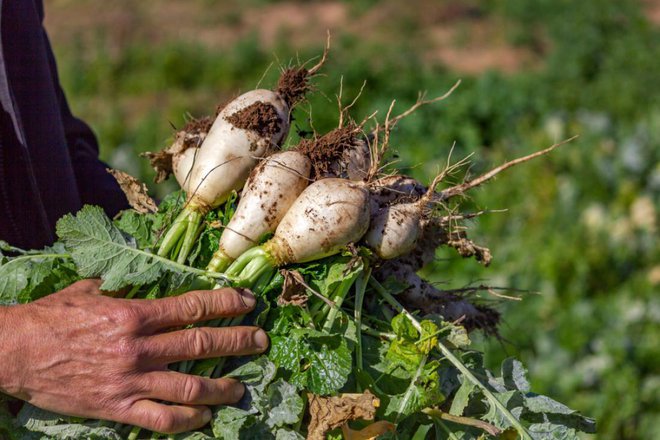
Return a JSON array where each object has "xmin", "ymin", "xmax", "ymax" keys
[
  {"xmin": 190, "ymin": 328, "xmax": 215, "ymax": 357},
  {"xmin": 182, "ymin": 376, "xmax": 206, "ymax": 403},
  {"xmin": 225, "ymin": 329, "xmax": 249, "ymax": 353},
  {"xmin": 110, "ymin": 306, "xmax": 143, "ymax": 332},
  {"xmin": 180, "ymin": 294, "xmax": 208, "ymax": 322},
  {"xmin": 79, "ymin": 279, "xmax": 100, "ymax": 290},
  {"xmin": 151, "ymin": 410, "xmax": 177, "ymax": 434},
  {"xmin": 112, "ymin": 337, "xmax": 142, "ymax": 365}
]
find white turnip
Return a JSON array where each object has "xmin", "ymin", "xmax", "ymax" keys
[
  {"xmin": 224, "ymin": 178, "xmax": 370, "ymax": 287},
  {"xmin": 207, "ymin": 150, "xmax": 312, "ymax": 272}
]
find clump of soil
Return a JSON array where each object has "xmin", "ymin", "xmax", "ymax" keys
[
  {"xmin": 297, "ymin": 124, "xmax": 360, "ymax": 179},
  {"xmin": 182, "ymin": 115, "xmax": 214, "ymax": 134},
  {"xmin": 276, "ymin": 67, "xmax": 311, "ymax": 108},
  {"xmin": 143, "ymin": 113, "xmax": 215, "ymax": 183},
  {"xmin": 225, "ymin": 101, "xmax": 282, "ymax": 138}
]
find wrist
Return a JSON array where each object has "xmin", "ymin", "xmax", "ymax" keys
[{"xmin": 0, "ymin": 305, "xmax": 25, "ymax": 397}]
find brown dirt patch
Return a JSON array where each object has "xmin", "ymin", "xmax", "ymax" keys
[
  {"xmin": 225, "ymin": 101, "xmax": 282, "ymax": 140},
  {"xmin": 276, "ymin": 67, "xmax": 310, "ymax": 107},
  {"xmin": 182, "ymin": 115, "xmax": 213, "ymax": 134},
  {"xmin": 297, "ymin": 124, "xmax": 359, "ymax": 179}
]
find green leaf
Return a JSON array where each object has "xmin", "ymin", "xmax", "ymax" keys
[
  {"xmin": 385, "ymin": 360, "xmax": 445, "ymax": 420},
  {"xmin": 227, "ymin": 356, "xmax": 278, "ymax": 396},
  {"xmin": 114, "ymin": 209, "xmax": 157, "ymax": 249},
  {"xmin": 523, "ymin": 395, "xmax": 596, "ymax": 433},
  {"xmin": 270, "ymin": 329, "xmax": 352, "ymax": 395},
  {"xmin": 275, "ymin": 429, "xmax": 304, "ymax": 440},
  {"xmin": 449, "ymin": 379, "xmax": 476, "ymax": 417},
  {"xmin": 265, "ymin": 379, "xmax": 304, "ymax": 428},
  {"xmin": 173, "ymin": 432, "xmax": 215, "ymax": 440},
  {"xmin": 17, "ymin": 404, "xmax": 121, "ymax": 439},
  {"xmin": 0, "ymin": 248, "xmax": 77, "ymax": 305},
  {"xmin": 212, "ymin": 406, "xmax": 253, "ymax": 439},
  {"xmin": 392, "ymin": 314, "xmax": 419, "ymax": 340},
  {"xmin": 56, "ymin": 205, "xmax": 218, "ymax": 291},
  {"xmin": 501, "ymin": 358, "xmax": 530, "ymax": 393}
]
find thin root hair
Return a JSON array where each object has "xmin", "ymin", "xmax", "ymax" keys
[{"xmin": 439, "ymin": 135, "xmax": 578, "ymax": 201}]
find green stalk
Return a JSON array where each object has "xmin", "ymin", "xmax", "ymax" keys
[
  {"xmin": 124, "ymin": 285, "xmax": 141, "ymax": 299},
  {"xmin": 177, "ymin": 211, "xmax": 204, "ymax": 264},
  {"xmin": 225, "ymin": 246, "xmax": 275, "ymax": 288},
  {"xmin": 127, "ymin": 426, "xmax": 141, "ymax": 440},
  {"xmin": 321, "ymin": 270, "xmax": 361, "ymax": 333},
  {"xmin": 369, "ymin": 277, "xmax": 533, "ymax": 440},
  {"xmin": 354, "ymin": 267, "xmax": 371, "ymax": 382},
  {"xmin": 157, "ymin": 208, "xmax": 189, "ymax": 258},
  {"xmin": 207, "ymin": 249, "xmax": 234, "ymax": 273}
]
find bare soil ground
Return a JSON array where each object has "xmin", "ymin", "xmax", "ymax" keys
[{"xmin": 43, "ymin": 0, "xmax": 540, "ymax": 74}]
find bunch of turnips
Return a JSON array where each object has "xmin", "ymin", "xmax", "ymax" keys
[{"xmin": 1, "ymin": 41, "xmax": 593, "ymax": 439}]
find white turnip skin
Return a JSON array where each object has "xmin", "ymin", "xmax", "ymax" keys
[
  {"xmin": 225, "ymin": 178, "xmax": 371, "ymax": 287},
  {"xmin": 172, "ymin": 141, "xmax": 200, "ymax": 192},
  {"xmin": 207, "ymin": 150, "xmax": 312, "ymax": 272},
  {"xmin": 265, "ymin": 178, "xmax": 371, "ymax": 265},
  {"xmin": 364, "ymin": 202, "xmax": 422, "ymax": 260},
  {"xmin": 365, "ymin": 173, "xmax": 443, "ymax": 260},
  {"xmin": 187, "ymin": 89, "xmax": 290, "ymax": 209},
  {"xmin": 158, "ymin": 89, "xmax": 290, "ymax": 263}
]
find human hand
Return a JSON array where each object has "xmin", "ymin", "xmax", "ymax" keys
[{"xmin": 0, "ymin": 279, "xmax": 268, "ymax": 434}]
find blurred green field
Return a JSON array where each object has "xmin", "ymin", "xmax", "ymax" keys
[{"xmin": 45, "ymin": 0, "xmax": 659, "ymax": 438}]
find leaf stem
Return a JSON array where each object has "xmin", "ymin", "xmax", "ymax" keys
[
  {"xmin": 321, "ymin": 269, "xmax": 361, "ymax": 333},
  {"xmin": 157, "ymin": 208, "xmax": 190, "ymax": 258},
  {"xmin": 369, "ymin": 277, "xmax": 533, "ymax": 440},
  {"xmin": 177, "ymin": 211, "xmax": 204, "ymax": 264},
  {"xmin": 127, "ymin": 426, "xmax": 141, "ymax": 440},
  {"xmin": 354, "ymin": 266, "xmax": 371, "ymax": 385},
  {"xmin": 423, "ymin": 408, "xmax": 502, "ymax": 436}
]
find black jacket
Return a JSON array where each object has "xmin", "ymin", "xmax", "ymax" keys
[{"xmin": 0, "ymin": 0, "xmax": 127, "ymax": 249}]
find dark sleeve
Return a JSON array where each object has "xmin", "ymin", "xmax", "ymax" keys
[{"xmin": 41, "ymin": 23, "xmax": 128, "ymax": 217}]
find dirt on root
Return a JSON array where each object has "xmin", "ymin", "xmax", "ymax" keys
[
  {"xmin": 297, "ymin": 124, "xmax": 360, "ymax": 179},
  {"xmin": 182, "ymin": 115, "xmax": 214, "ymax": 134},
  {"xmin": 225, "ymin": 101, "xmax": 282, "ymax": 141},
  {"xmin": 276, "ymin": 67, "xmax": 311, "ymax": 107}
]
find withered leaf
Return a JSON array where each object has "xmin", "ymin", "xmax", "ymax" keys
[
  {"xmin": 306, "ymin": 391, "xmax": 380, "ymax": 440},
  {"xmin": 107, "ymin": 169, "xmax": 158, "ymax": 214},
  {"xmin": 278, "ymin": 270, "xmax": 309, "ymax": 307}
]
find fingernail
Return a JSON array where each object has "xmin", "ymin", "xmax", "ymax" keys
[
  {"xmin": 237, "ymin": 289, "xmax": 256, "ymax": 308},
  {"xmin": 253, "ymin": 329, "xmax": 269, "ymax": 351},
  {"xmin": 202, "ymin": 408, "xmax": 212, "ymax": 423},
  {"xmin": 233, "ymin": 382, "xmax": 246, "ymax": 401}
]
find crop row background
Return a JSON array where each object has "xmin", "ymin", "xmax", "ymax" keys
[{"xmin": 44, "ymin": 0, "xmax": 659, "ymax": 438}]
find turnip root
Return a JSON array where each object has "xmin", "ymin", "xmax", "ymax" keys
[
  {"xmin": 156, "ymin": 45, "xmax": 330, "ymax": 264},
  {"xmin": 143, "ymin": 116, "xmax": 212, "ymax": 185},
  {"xmin": 364, "ymin": 173, "xmax": 443, "ymax": 260},
  {"xmin": 374, "ymin": 263, "xmax": 500, "ymax": 334},
  {"xmin": 224, "ymin": 178, "xmax": 371, "ymax": 287},
  {"xmin": 157, "ymin": 89, "xmax": 290, "ymax": 263},
  {"xmin": 206, "ymin": 150, "xmax": 312, "ymax": 272}
]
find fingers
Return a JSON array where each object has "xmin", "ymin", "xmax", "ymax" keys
[
  {"xmin": 140, "ymin": 288, "xmax": 256, "ymax": 332},
  {"xmin": 142, "ymin": 371, "xmax": 245, "ymax": 405},
  {"xmin": 142, "ymin": 326, "xmax": 269, "ymax": 364},
  {"xmin": 122, "ymin": 400, "xmax": 212, "ymax": 434}
]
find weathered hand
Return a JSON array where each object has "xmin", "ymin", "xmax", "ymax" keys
[{"xmin": 0, "ymin": 279, "xmax": 268, "ymax": 434}]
